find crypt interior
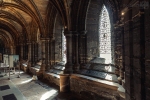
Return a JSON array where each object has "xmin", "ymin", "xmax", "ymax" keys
[{"xmin": 0, "ymin": 0, "xmax": 150, "ymax": 100}]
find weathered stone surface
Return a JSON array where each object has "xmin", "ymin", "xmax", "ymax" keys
[{"xmin": 70, "ymin": 74, "xmax": 120, "ymax": 100}]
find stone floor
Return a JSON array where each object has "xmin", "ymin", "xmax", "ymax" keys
[{"xmin": 0, "ymin": 70, "xmax": 83, "ymax": 100}]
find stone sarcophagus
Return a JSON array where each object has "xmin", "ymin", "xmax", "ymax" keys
[
  {"xmin": 43, "ymin": 61, "xmax": 65, "ymax": 86},
  {"xmin": 79, "ymin": 57, "xmax": 118, "ymax": 83}
]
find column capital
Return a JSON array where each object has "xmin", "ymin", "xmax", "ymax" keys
[
  {"xmin": 64, "ymin": 30, "xmax": 77, "ymax": 36},
  {"xmin": 79, "ymin": 30, "xmax": 87, "ymax": 35},
  {"xmin": 27, "ymin": 42, "xmax": 32, "ymax": 45},
  {"xmin": 40, "ymin": 38, "xmax": 50, "ymax": 42}
]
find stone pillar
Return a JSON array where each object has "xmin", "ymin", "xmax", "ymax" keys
[
  {"xmin": 73, "ymin": 33, "xmax": 80, "ymax": 73},
  {"xmin": 28, "ymin": 42, "xmax": 32, "ymax": 62},
  {"xmin": 49, "ymin": 38, "xmax": 53, "ymax": 67},
  {"xmin": 36, "ymin": 43, "xmax": 39, "ymax": 61},
  {"xmin": 31, "ymin": 42, "xmax": 35, "ymax": 66},
  {"xmin": 60, "ymin": 74, "xmax": 70, "ymax": 92},
  {"xmin": 47, "ymin": 39, "xmax": 50, "ymax": 70},
  {"xmin": 25, "ymin": 44, "xmax": 28, "ymax": 59},
  {"xmin": 79, "ymin": 31, "xmax": 87, "ymax": 64},
  {"xmin": 64, "ymin": 31, "xmax": 73, "ymax": 74},
  {"xmin": 40, "ymin": 39, "xmax": 46, "ymax": 73},
  {"xmin": 23, "ymin": 44, "xmax": 25, "ymax": 59},
  {"xmin": 44, "ymin": 38, "xmax": 50, "ymax": 71},
  {"xmin": 13, "ymin": 46, "xmax": 16, "ymax": 54},
  {"xmin": 34, "ymin": 42, "xmax": 38, "ymax": 62},
  {"xmin": 20, "ymin": 44, "xmax": 23, "ymax": 59},
  {"xmin": 10, "ymin": 46, "xmax": 13, "ymax": 54}
]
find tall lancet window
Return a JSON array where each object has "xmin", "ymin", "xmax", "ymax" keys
[
  {"xmin": 62, "ymin": 30, "xmax": 67, "ymax": 63},
  {"xmin": 99, "ymin": 6, "xmax": 111, "ymax": 64}
]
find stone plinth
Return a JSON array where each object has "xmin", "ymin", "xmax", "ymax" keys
[{"xmin": 60, "ymin": 74, "xmax": 70, "ymax": 92}]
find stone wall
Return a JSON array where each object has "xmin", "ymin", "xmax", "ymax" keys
[
  {"xmin": 145, "ymin": 2, "xmax": 150, "ymax": 100},
  {"xmin": 53, "ymin": 14, "xmax": 63, "ymax": 64},
  {"xmin": 70, "ymin": 74, "xmax": 122, "ymax": 100},
  {"xmin": 86, "ymin": 0, "xmax": 102, "ymax": 61},
  {"xmin": 122, "ymin": 0, "xmax": 149, "ymax": 99}
]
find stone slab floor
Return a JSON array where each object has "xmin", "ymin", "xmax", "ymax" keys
[{"xmin": 0, "ymin": 70, "xmax": 82, "ymax": 100}]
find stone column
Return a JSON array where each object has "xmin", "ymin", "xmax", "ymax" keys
[
  {"xmin": 13, "ymin": 46, "xmax": 16, "ymax": 54},
  {"xmin": 31, "ymin": 42, "xmax": 35, "ymax": 66},
  {"xmin": 45, "ymin": 38, "xmax": 50, "ymax": 71},
  {"xmin": 49, "ymin": 38, "xmax": 53, "ymax": 67},
  {"xmin": 47, "ymin": 39, "xmax": 50, "ymax": 70},
  {"xmin": 28, "ymin": 42, "xmax": 32, "ymax": 62},
  {"xmin": 64, "ymin": 31, "xmax": 73, "ymax": 74},
  {"xmin": 10, "ymin": 46, "xmax": 13, "ymax": 54},
  {"xmin": 79, "ymin": 31, "xmax": 87, "ymax": 64},
  {"xmin": 60, "ymin": 74, "xmax": 70, "ymax": 92},
  {"xmin": 20, "ymin": 44, "xmax": 23, "ymax": 59},
  {"xmin": 60, "ymin": 31, "xmax": 73, "ymax": 93},
  {"xmin": 40, "ymin": 39, "xmax": 46, "ymax": 73},
  {"xmin": 73, "ymin": 33, "xmax": 80, "ymax": 73},
  {"xmin": 23, "ymin": 44, "xmax": 26, "ymax": 59},
  {"xmin": 25, "ymin": 44, "xmax": 28, "ymax": 59},
  {"xmin": 34, "ymin": 42, "xmax": 38, "ymax": 62}
]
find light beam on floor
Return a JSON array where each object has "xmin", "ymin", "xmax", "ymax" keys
[
  {"xmin": 40, "ymin": 89, "xmax": 57, "ymax": 100},
  {"xmin": 21, "ymin": 79, "xmax": 32, "ymax": 84}
]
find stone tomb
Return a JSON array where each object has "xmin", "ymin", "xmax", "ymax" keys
[
  {"xmin": 80, "ymin": 63, "xmax": 118, "ymax": 83},
  {"xmin": 43, "ymin": 62, "xmax": 65, "ymax": 86}
]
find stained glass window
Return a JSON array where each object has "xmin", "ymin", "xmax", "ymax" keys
[
  {"xmin": 62, "ymin": 31, "xmax": 67, "ymax": 63},
  {"xmin": 99, "ymin": 6, "xmax": 111, "ymax": 64}
]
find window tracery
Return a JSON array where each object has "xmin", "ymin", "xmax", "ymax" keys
[
  {"xmin": 99, "ymin": 6, "xmax": 111, "ymax": 64},
  {"xmin": 62, "ymin": 32, "xmax": 67, "ymax": 63}
]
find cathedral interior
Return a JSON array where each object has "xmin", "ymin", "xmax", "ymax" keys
[{"xmin": 0, "ymin": 0, "xmax": 149, "ymax": 100}]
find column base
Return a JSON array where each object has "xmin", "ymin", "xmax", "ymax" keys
[{"xmin": 60, "ymin": 74, "xmax": 70, "ymax": 92}]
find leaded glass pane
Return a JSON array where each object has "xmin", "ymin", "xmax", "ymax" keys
[
  {"xmin": 99, "ymin": 6, "xmax": 111, "ymax": 64},
  {"xmin": 62, "ymin": 32, "xmax": 67, "ymax": 63}
]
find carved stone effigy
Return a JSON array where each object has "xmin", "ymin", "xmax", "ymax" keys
[
  {"xmin": 43, "ymin": 61, "xmax": 65, "ymax": 86},
  {"xmin": 70, "ymin": 74, "xmax": 120, "ymax": 100},
  {"xmin": 21, "ymin": 60, "xmax": 29, "ymax": 72},
  {"xmin": 29, "ymin": 60, "xmax": 42, "ymax": 80},
  {"xmin": 79, "ymin": 57, "xmax": 118, "ymax": 82}
]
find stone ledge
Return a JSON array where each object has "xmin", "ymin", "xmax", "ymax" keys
[
  {"xmin": 43, "ymin": 72, "xmax": 60, "ymax": 86},
  {"xmin": 30, "ymin": 67, "xmax": 40, "ymax": 71},
  {"xmin": 70, "ymin": 74, "xmax": 125, "ymax": 99},
  {"xmin": 71, "ymin": 74, "xmax": 119, "ymax": 90},
  {"xmin": 46, "ymin": 72, "xmax": 60, "ymax": 78},
  {"xmin": 29, "ymin": 67, "xmax": 40, "ymax": 75}
]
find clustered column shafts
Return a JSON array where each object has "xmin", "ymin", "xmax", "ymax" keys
[
  {"xmin": 49, "ymin": 38, "xmax": 53, "ymax": 68},
  {"xmin": 31, "ymin": 42, "xmax": 35, "ymax": 66},
  {"xmin": 28, "ymin": 42, "xmax": 32, "ymax": 62},
  {"xmin": 45, "ymin": 38, "xmax": 50, "ymax": 71},
  {"xmin": 64, "ymin": 31, "xmax": 73, "ymax": 74},
  {"xmin": 73, "ymin": 33, "xmax": 80, "ymax": 73},
  {"xmin": 20, "ymin": 44, "xmax": 23, "ymax": 59},
  {"xmin": 79, "ymin": 31, "xmax": 87, "ymax": 64},
  {"xmin": 40, "ymin": 38, "xmax": 46, "ymax": 72}
]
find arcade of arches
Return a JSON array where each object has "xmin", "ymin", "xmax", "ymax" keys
[{"xmin": 0, "ymin": 0, "xmax": 149, "ymax": 100}]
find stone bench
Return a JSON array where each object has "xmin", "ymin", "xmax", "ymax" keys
[
  {"xmin": 70, "ymin": 74, "xmax": 125, "ymax": 100},
  {"xmin": 43, "ymin": 62, "xmax": 65, "ymax": 86}
]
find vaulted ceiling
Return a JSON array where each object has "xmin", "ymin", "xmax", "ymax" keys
[{"xmin": 0, "ymin": 0, "xmax": 120, "ymax": 47}]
